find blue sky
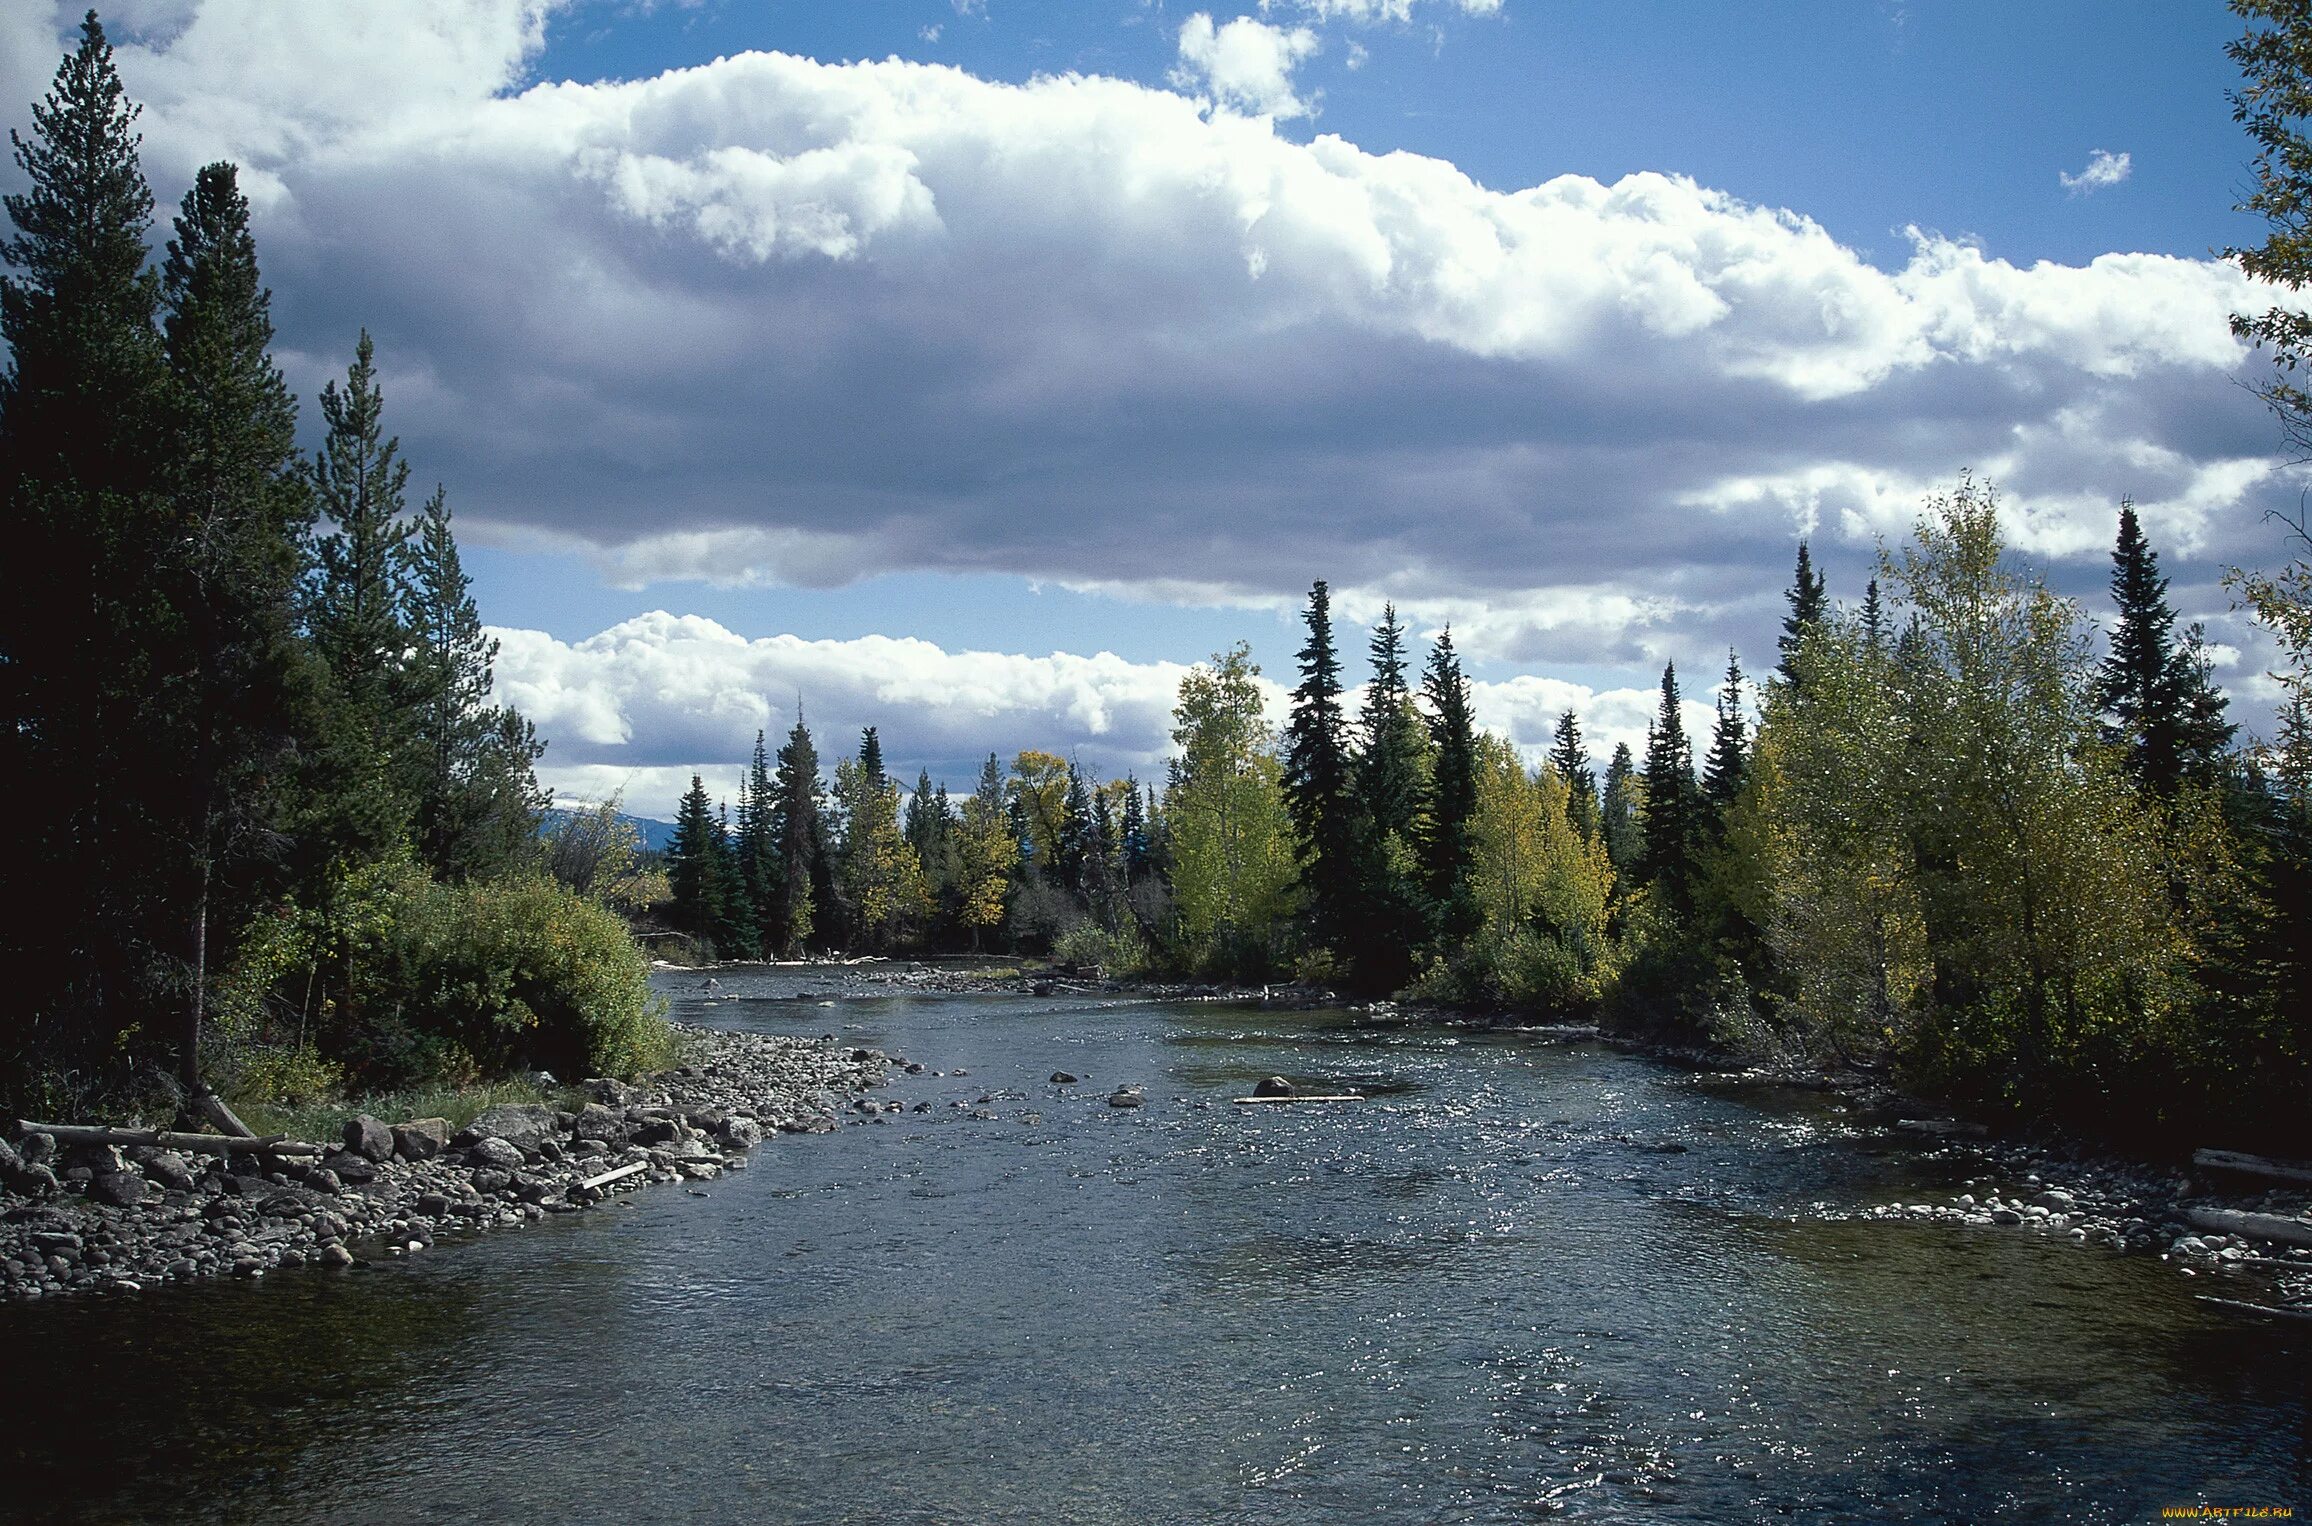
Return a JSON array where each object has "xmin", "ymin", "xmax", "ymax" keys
[{"xmin": 3, "ymin": 1, "xmax": 2295, "ymax": 815}]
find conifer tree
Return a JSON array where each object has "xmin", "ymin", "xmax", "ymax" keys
[
  {"xmin": 1702, "ymin": 651, "xmax": 1749, "ymax": 816},
  {"xmin": 1283, "ymin": 580, "xmax": 1357, "ymax": 953},
  {"xmin": 668, "ymin": 775, "xmax": 728, "ymax": 952},
  {"xmin": 736, "ymin": 730, "xmax": 778, "ymax": 945},
  {"xmin": 1348, "ymin": 604, "xmax": 1428, "ymax": 989},
  {"xmin": 154, "ymin": 161, "xmax": 320, "ymax": 1122},
  {"xmin": 1600, "ymin": 743, "xmax": 1642, "ymax": 873},
  {"xmin": 1548, "ymin": 709, "xmax": 1598, "ymax": 839},
  {"xmin": 303, "ymin": 330, "xmax": 417, "ymax": 863},
  {"xmin": 1779, "ymin": 540, "xmax": 1828, "ymax": 684},
  {"xmin": 765, "ymin": 714, "xmax": 824, "ymax": 956},
  {"xmin": 0, "ymin": 12, "xmax": 176, "ymax": 1080},
  {"xmin": 405, "ymin": 485, "xmax": 543, "ymax": 877},
  {"xmin": 1422, "ymin": 627, "xmax": 1481, "ymax": 943},
  {"xmin": 1861, "ymin": 578, "xmax": 1887, "ymax": 654},
  {"xmin": 1639, "ymin": 662, "xmax": 1701, "ymax": 909},
  {"xmin": 2097, "ymin": 502, "xmax": 2235, "ymax": 797}
]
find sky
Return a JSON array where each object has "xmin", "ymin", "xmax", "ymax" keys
[{"xmin": 2, "ymin": 0, "xmax": 2300, "ymax": 818}]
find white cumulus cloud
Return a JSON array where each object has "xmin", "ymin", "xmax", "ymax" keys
[
  {"xmin": 1175, "ymin": 13, "xmax": 1322, "ymax": 118},
  {"xmin": 2060, "ymin": 148, "xmax": 2132, "ymax": 195}
]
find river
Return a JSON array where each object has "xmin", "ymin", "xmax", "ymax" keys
[{"xmin": 2, "ymin": 969, "xmax": 2303, "ymax": 1522}]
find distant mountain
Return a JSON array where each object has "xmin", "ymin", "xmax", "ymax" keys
[{"xmin": 539, "ymin": 806, "xmax": 679, "ymax": 854}]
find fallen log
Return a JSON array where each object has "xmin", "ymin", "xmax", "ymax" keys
[
  {"xmin": 17, "ymin": 1121, "xmax": 324, "ymax": 1157},
  {"xmin": 1232, "ymin": 1094, "xmax": 1366, "ymax": 1105},
  {"xmin": 2194, "ymin": 1294, "xmax": 2312, "ymax": 1323},
  {"xmin": 578, "ymin": 1160, "xmax": 649, "ymax": 1192},
  {"xmin": 2192, "ymin": 1148, "xmax": 2312, "ymax": 1187},
  {"xmin": 2184, "ymin": 1206, "xmax": 2312, "ymax": 1248}
]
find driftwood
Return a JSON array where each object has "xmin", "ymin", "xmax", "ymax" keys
[
  {"xmin": 578, "ymin": 1160, "xmax": 649, "ymax": 1192},
  {"xmin": 2195, "ymin": 1294, "xmax": 2312, "ymax": 1323},
  {"xmin": 2193, "ymin": 1148, "xmax": 2312, "ymax": 1187},
  {"xmin": 2184, "ymin": 1206, "xmax": 2312, "ymax": 1248},
  {"xmin": 1232, "ymin": 1095, "xmax": 1366, "ymax": 1106},
  {"xmin": 1895, "ymin": 1118, "xmax": 1989, "ymax": 1140},
  {"xmin": 17, "ymin": 1121, "xmax": 324, "ymax": 1157}
]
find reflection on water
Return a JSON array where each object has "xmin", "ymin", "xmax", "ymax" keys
[{"xmin": 2, "ymin": 969, "xmax": 2304, "ymax": 1524}]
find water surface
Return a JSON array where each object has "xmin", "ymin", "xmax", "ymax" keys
[{"xmin": 3, "ymin": 970, "xmax": 2303, "ymax": 1522}]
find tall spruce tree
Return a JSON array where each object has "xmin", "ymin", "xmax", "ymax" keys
[
  {"xmin": 766, "ymin": 713, "xmax": 824, "ymax": 956},
  {"xmin": 1639, "ymin": 661, "xmax": 1701, "ymax": 908},
  {"xmin": 2096, "ymin": 502, "xmax": 2235, "ymax": 797},
  {"xmin": 736, "ymin": 730, "xmax": 778, "ymax": 948},
  {"xmin": 405, "ymin": 485, "xmax": 543, "ymax": 877},
  {"xmin": 1702, "ymin": 651, "xmax": 1749, "ymax": 815},
  {"xmin": 1548, "ymin": 709, "xmax": 1598, "ymax": 839},
  {"xmin": 1778, "ymin": 540, "xmax": 1829, "ymax": 684},
  {"xmin": 304, "ymin": 330, "xmax": 417, "ymax": 864},
  {"xmin": 1348, "ymin": 604, "xmax": 1427, "ymax": 989},
  {"xmin": 668, "ymin": 775, "xmax": 729, "ymax": 953},
  {"xmin": 1, "ymin": 14, "xmax": 183, "ymax": 1091},
  {"xmin": 1600, "ymin": 742, "xmax": 1642, "ymax": 873},
  {"xmin": 1283, "ymin": 580, "xmax": 1357, "ymax": 953},
  {"xmin": 154, "ymin": 160, "xmax": 318, "ymax": 1125},
  {"xmin": 1421, "ymin": 627, "xmax": 1480, "ymax": 943}
]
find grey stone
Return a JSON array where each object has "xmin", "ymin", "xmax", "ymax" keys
[
  {"xmin": 573, "ymin": 1103, "xmax": 626, "ymax": 1143},
  {"xmin": 416, "ymin": 1192, "xmax": 451, "ymax": 1217},
  {"xmin": 318, "ymin": 1243, "xmax": 354, "ymax": 1268},
  {"xmin": 463, "ymin": 1137, "xmax": 525, "ymax": 1171},
  {"xmin": 392, "ymin": 1118, "xmax": 450, "ymax": 1161},
  {"xmin": 454, "ymin": 1104, "xmax": 558, "ymax": 1154},
  {"xmin": 342, "ymin": 1114, "xmax": 395, "ymax": 1163},
  {"xmin": 88, "ymin": 1171, "xmax": 147, "ymax": 1208},
  {"xmin": 469, "ymin": 1169, "xmax": 512, "ymax": 1193},
  {"xmin": 142, "ymin": 1153, "xmax": 196, "ymax": 1192},
  {"xmin": 17, "ymin": 1132, "xmax": 56, "ymax": 1165},
  {"xmin": 1990, "ymin": 1207, "xmax": 2024, "ymax": 1226},
  {"xmin": 322, "ymin": 1151, "xmax": 377, "ymax": 1185},
  {"xmin": 1050, "ymin": 1072, "xmax": 1080, "ymax": 1085},
  {"xmin": 719, "ymin": 1117, "xmax": 763, "ymax": 1150},
  {"xmin": 1107, "ymin": 1088, "xmax": 1145, "ymax": 1109},
  {"xmin": 1253, "ymin": 1076, "xmax": 1297, "ymax": 1098}
]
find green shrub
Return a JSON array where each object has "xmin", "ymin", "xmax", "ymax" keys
[
  {"xmin": 324, "ymin": 859, "xmax": 671, "ymax": 1088},
  {"xmin": 1051, "ymin": 920, "xmax": 1152, "ymax": 977}
]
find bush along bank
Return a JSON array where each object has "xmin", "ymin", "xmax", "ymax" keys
[{"xmin": 0, "ymin": 1026, "xmax": 889, "ymax": 1300}]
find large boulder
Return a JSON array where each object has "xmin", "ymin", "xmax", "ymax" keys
[
  {"xmin": 1253, "ymin": 1076, "xmax": 1298, "ymax": 1098},
  {"xmin": 453, "ymin": 1104, "xmax": 558, "ymax": 1155},
  {"xmin": 571, "ymin": 1103, "xmax": 627, "ymax": 1144},
  {"xmin": 322, "ymin": 1150, "xmax": 378, "ymax": 1185},
  {"xmin": 463, "ymin": 1137, "xmax": 525, "ymax": 1172},
  {"xmin": 342, "ymin": 1114, "xmax": 395, "ymax": 1162},
  {"xmin": 392, "ymin": 1118, "xmax": 451, "ymax": 1162},
  {"xmin": 87, "ymin": 1170, "xmax": 147, "ymax": 1208},
  {"xmin": 140, "ymin": 1152, "xmax": 197, "ymax": 1192}
]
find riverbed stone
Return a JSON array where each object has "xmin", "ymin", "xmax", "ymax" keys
[
  {"xmin": 1253, "ymin": 1076, "xmax": 1297, "ymax": 1097},
  {"xmin": 573, "ymin": 1103, "xmax": 626, "ymax": 1143},
  {"xmin": 453, "ymin": 1105, "xmax": 557, "ymax": 1154},
  {"xmin": 342, "ymin": 1115, "xmax": 394, "ymax": 1162},
  {"xmin": 392, "ymin": 1119, "xmax": 450, "ymax": 1161},
  {"xmin": 1050, "ymin": 1071, "xmax": 1080, "ymax": 1085},
  {"xmin": 141, "ymin": 1152, "xmax": 196, "ymax": 1192},
  {"xmin": 463, "ymin": 1137, "xmax": 524, "ymax": 1172},
  {"xmin": 322, "ymin": 1150, "xmax": 377, "ymax": 1186},
  {"xmin": 88, "ymin": 1171, "xmax": 147, "ymax": 1208}
]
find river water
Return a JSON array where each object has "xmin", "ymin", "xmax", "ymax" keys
[{"xmin": 3, "ymin": 970, "xmax": 2304, "ymax": 1523}]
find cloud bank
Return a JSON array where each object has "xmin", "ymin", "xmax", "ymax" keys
[{"xmin": 5, "ymin": 2, "xmax": 2294, "ymax": 706}]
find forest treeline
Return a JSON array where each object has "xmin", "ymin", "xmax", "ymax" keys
[
  {"xmin": 1, "ymin": 18, "xmax": 666, "ymax": 1124},
  {"xmin": 659, "ymin": 484, "xmax": 2309, "ymax": 1152}
]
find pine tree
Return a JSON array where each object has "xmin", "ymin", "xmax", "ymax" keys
[
  {"xmin": 2097, "ymin": 502, "xmax": 2235, "ymax": 797},
  {"xmin": 0, "ymin": 13, "xmax": 177, "ymax": 1087},
  {"xmin": 303, "ymin": 330, "xmax": 417, "ymax": 864},
  {"xmin": 711, "ymin": 799, "xmax": 756, "ymax": 957},
  {"xmin": 154, "ymin": 161, "xmax": 320, "ymax": 1123},
  {"xmin": 1283, "ymin": 580, "xmax": 1357, "ymax": 954},
  {"xmin": 1861, "ymin": 578, "xmax": 1887, "ymax": 654},
  {"xmin": 765, "ymin": 714, "xmax": 823, "ymax": 956},
  {"xmin": 1547, "ymin": 709, "xmax": 1598, "ymax": 839},
  {"xmin": 1640, "ymin": 661, "xmax": 1701, "ymax": 909},
  {"xmin": 1348, "ymin": 603, "xmax": 1428, "ymax": 990},
  {"xmin": 736, "ymin": 730, "xmax": 778, "ymax": 948},
  {"xmin": 406, "ymin": 485, "xmax": 542, "ymax": 877},
  {"xmin": 668, "ymin": 775, "xmax": 728, "ymax": 952},
  {"xmin": 1600, "ymin": 742, "xmax": 1642, "ymax": 872},
  {"xmin": 1702, "ymin": 651, "xmax": 1749, "ymax": 815},
  {"xmin": 1422, "ymin": 627, "xmax": 1480, "ymax": 944},
  {"xmin": 1779, "ymin": 540, "xmax": 1829, "ymax": 684}
]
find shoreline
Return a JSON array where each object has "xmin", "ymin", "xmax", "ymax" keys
[{"xmin": 0, "ymin": 1024, "xmax": 894, "ymax": 1301}]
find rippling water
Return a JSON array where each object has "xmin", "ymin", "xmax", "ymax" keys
[{"xmin": 3, "ymin": 970, "xmax": 2304, "ymax": 1523}]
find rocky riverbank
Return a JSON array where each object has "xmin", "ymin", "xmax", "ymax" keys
[{"xmin": 0, "ymin": 1025, "xmax": 892, "ymax": 1301}]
